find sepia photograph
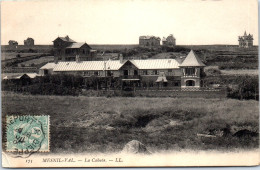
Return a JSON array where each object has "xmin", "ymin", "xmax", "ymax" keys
[{"xmin": 1, "ymin": 0, "xmax": 259, "ymax": 167}]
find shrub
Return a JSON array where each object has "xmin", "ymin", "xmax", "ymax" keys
[
  {"xmin": 227, "ymin": 76, "xmax": 258, "ymax": 100},
  {"xmin": 2, "ymin": 74, "xmax": 83, "ymax": 96},
  {"xmin": 205, "ymin": 67, "xmax": 221, "ymax": 76},
  {"xmin": 161, "ymin": 46, "xmax": 190, "ymax": 53}
]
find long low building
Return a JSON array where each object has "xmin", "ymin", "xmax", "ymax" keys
[{"xmin": 39, "ymin": 50, "xmax": 206, "ymax": 88}]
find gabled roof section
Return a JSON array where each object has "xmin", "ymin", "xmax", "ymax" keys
[
  {"xmin": 139, "ymin": 36, "xmax": 161, "ymax": 40},
  {"xmin": 26, "ymin": 73, "xmax": 39, "ymax": 78},
  {"xmin": 3, "ymin": 74, "xmax": 31, "ymax": 80},
  {"xmin": 25, "ymin": 37, "xmax": 34, "ymax": 40},
  {"xmin": 118, "ymin": 60, "xmax": 137, "ymax": 70},
  {"xmin": 130, "ymin": 59, "xmax": 180, "ymax": 69},
  {"xmin": 40, "ymin": 62, "xmax": 57, "ymax": 70},
  {"xmin": 156, "ymin": 72, "xmax": 168, "ymax": 82},
  {"xmin": 9, "ymin": 40, "xmax": 18, "ymax": 43},
  {"xmin": 179, "ymin": 50, "xmax": 205, "ymax": 67},
  {"xmin": 66, "ymin": 42, "xmax": 91, "ymax": 49},
  {"xmin": 53, "ymin": 36, "xmax": 76, "ymax": 43},
  {"xmin": 167, "ymin": 34, "xmax": 176, "ymax": 40},
  {"xmin": 51, "ymin": 58, "xmax": 181, "ymax": 72},
  {"xmin": 53, "ymin": 60, "xmax": 127, "ymax": 71}
]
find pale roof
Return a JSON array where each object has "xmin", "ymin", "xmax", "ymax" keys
[
  {"xmin": 131, "ymin": 59, "xmax": 180, "ymax": 69},
  {"xmin": 179, "ymin": 50, "xmax": 205, "ymax": 67},
  {"xmin": 51, "ymin": 58, "xmax": 180, "ymax": 72},
  {"xmin": 53, "ymin": 60, "xmax": 127, "ymax": 71},
  {"xmin": 26, "ymin": 73, "xmax": 39, "ymax": 78},
  {"xmin": 40, "ymin": 63, "xmax": 57, "ymax": 70},
  {"xmin": 2, "ymin": 73, "xmax": 36, "ymax": 80},
  {"xmin": 3, "ymin": 75, "xmax": 23, "ymax": 80},
  {"xmin": 155, "ymin": 72, "xmax": 168, "ymax": 82}
]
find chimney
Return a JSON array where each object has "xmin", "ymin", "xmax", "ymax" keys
[
  {"xmin": 119, "ymin": 54, "xmax": 124, "ymax": 63},
  {"xmin": 76, "ymin": 55, "xmax": 80, "ymax": 63},
  {"xmin": 65, "ymin": 35, "xmax": 69, "ymax": 41}
]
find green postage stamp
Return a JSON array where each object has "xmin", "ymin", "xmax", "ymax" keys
[{"xmin": 5, "ymin": 115, "xmax": 50, "ymax": 153}]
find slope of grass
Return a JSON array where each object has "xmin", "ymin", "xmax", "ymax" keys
[
  {"xmin": 2, "ymin": 92, "xmax": 258, "ymax": 153},
  {"xmin": 220, "ymin": 69, "xmax": 258, "ymax": 75},
  {"xmin": 1, "ymin": 52, "xmax": 44, "ymax": 60},
  {"xmin": 18, "ymin": 56, "xmax": 54, "ymax": 66}
]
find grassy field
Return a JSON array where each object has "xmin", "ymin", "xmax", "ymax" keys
[
  {"xmin": 1, "ymin": 52, "xmax": 44, "ymax": 61},
  {"xmin": 1, "ymin": 45, "xmax": 53, "ymax": 53},
  {"xmin": 18, "ymin": 56, "xmax": 54, "ymax": 66},
  {"xmin": 2, "ymin": 92, "xmax": 258, "ymax": 153},
  {"xmin": 205, "ymin": 66, "xmax": 258, "ymax": 76},
  {"xmin": 220, "ymin": 69, "xmax": 258, "ymax": 76},
  {"xmin": 1, "ymin": 44, "xmax": 258, "ymax": 69}
]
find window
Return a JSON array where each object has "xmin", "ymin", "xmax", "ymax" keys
[
  {"xmin": 83, "ymin": 72, "xmax": 90, "ymax": 76},
  {"xmin": 94, "ymin": 71, "xmax": 99, "ymax": 76},
  {"xmin": 44, "ymin": 69, "xmax": 48, "ymax": 75},
  {"xmin": 107, "ymin": 70, "xmax": 112, "ymax": 76},
  {"xmin": 185, "ymin": 68, "xmax": 195, "ymax": 76},
  {"xmin": 168, "ymin": 69, "xmax": 172, "ymax": 72},
  {"xmin": 174, "ymin": 82, "xmax": 180, "ymax": 86},
  {"xmin": 153, "ymin": 70, "xmax": 158, "ymax": 75},
  {"xmin": 143, "ymin": 70, "xmax": 148, "ymax": 75},
  {"xmin": 124, "ymin": 70, "xmax": 128, "ymax": 76}
]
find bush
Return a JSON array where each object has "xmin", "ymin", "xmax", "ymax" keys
[
  {"xmin": 205, "ymin": 67, "xmax": 221, "ymax": 76},
  {"xmin": 161, "ymin": 46, "xmax": 190, "ymax": 53},
  {"xmin": 28, "ymin": 83, "xmax": 81, "ymax": 96},
  {"xmin": 218, "ymin": 61, "xmax": 258, "ymax": 70},
  {"xmin": 227, "ymin": 76, "xmax": 258, "ymax": 100},
  {"xmin": 2, "ymin": 74, "xmax": 84, "ymax": 96}
]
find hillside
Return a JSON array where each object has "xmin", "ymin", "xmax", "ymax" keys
[{"xmin": 1, "ymin": 44, "xmax": 258, "ymax": 72}]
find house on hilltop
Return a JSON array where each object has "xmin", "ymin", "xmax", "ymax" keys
[
  {"xmin": 24, "ymin": 37, "xmax": 34, "ymax": 46},
  {"xmin": 139, "ymin": 36, "xmax": 161, "ymax": 48},
  {"xmin": 162, "ymin": 34, "xmax": 176, "ymax": 47},
  {"xmin": 53, "ymin": 35, "xmax": 97, "ymax": 62},
  {"xmin": 238, "ymin": 31, "xmax": 253, "ymax": 48},
  {"xmin": 8, "ymin": 40, "xmax": 18, "ymax": 47},
  {"xmin": 40, "ymin": 50, "xmax": 206, "ymax": 88}
]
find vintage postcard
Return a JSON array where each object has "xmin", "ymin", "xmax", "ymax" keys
[{"xmin": 1, "ymin": 0, "xmax": 259, "ymax": 168}]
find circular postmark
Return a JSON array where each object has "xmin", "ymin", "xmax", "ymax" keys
[{"xmin": 6, "ymin": 115, "xmax": 48, "ymax": 158}]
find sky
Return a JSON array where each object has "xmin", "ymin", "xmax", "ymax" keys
[{"xmin": 1, "ymin": 0, "xmax": 258, "ymax": 45}]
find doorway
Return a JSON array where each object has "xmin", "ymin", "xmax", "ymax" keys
[{"xmin": 186, "ymin": 80, "xmax": 195, "ymax": 86}]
